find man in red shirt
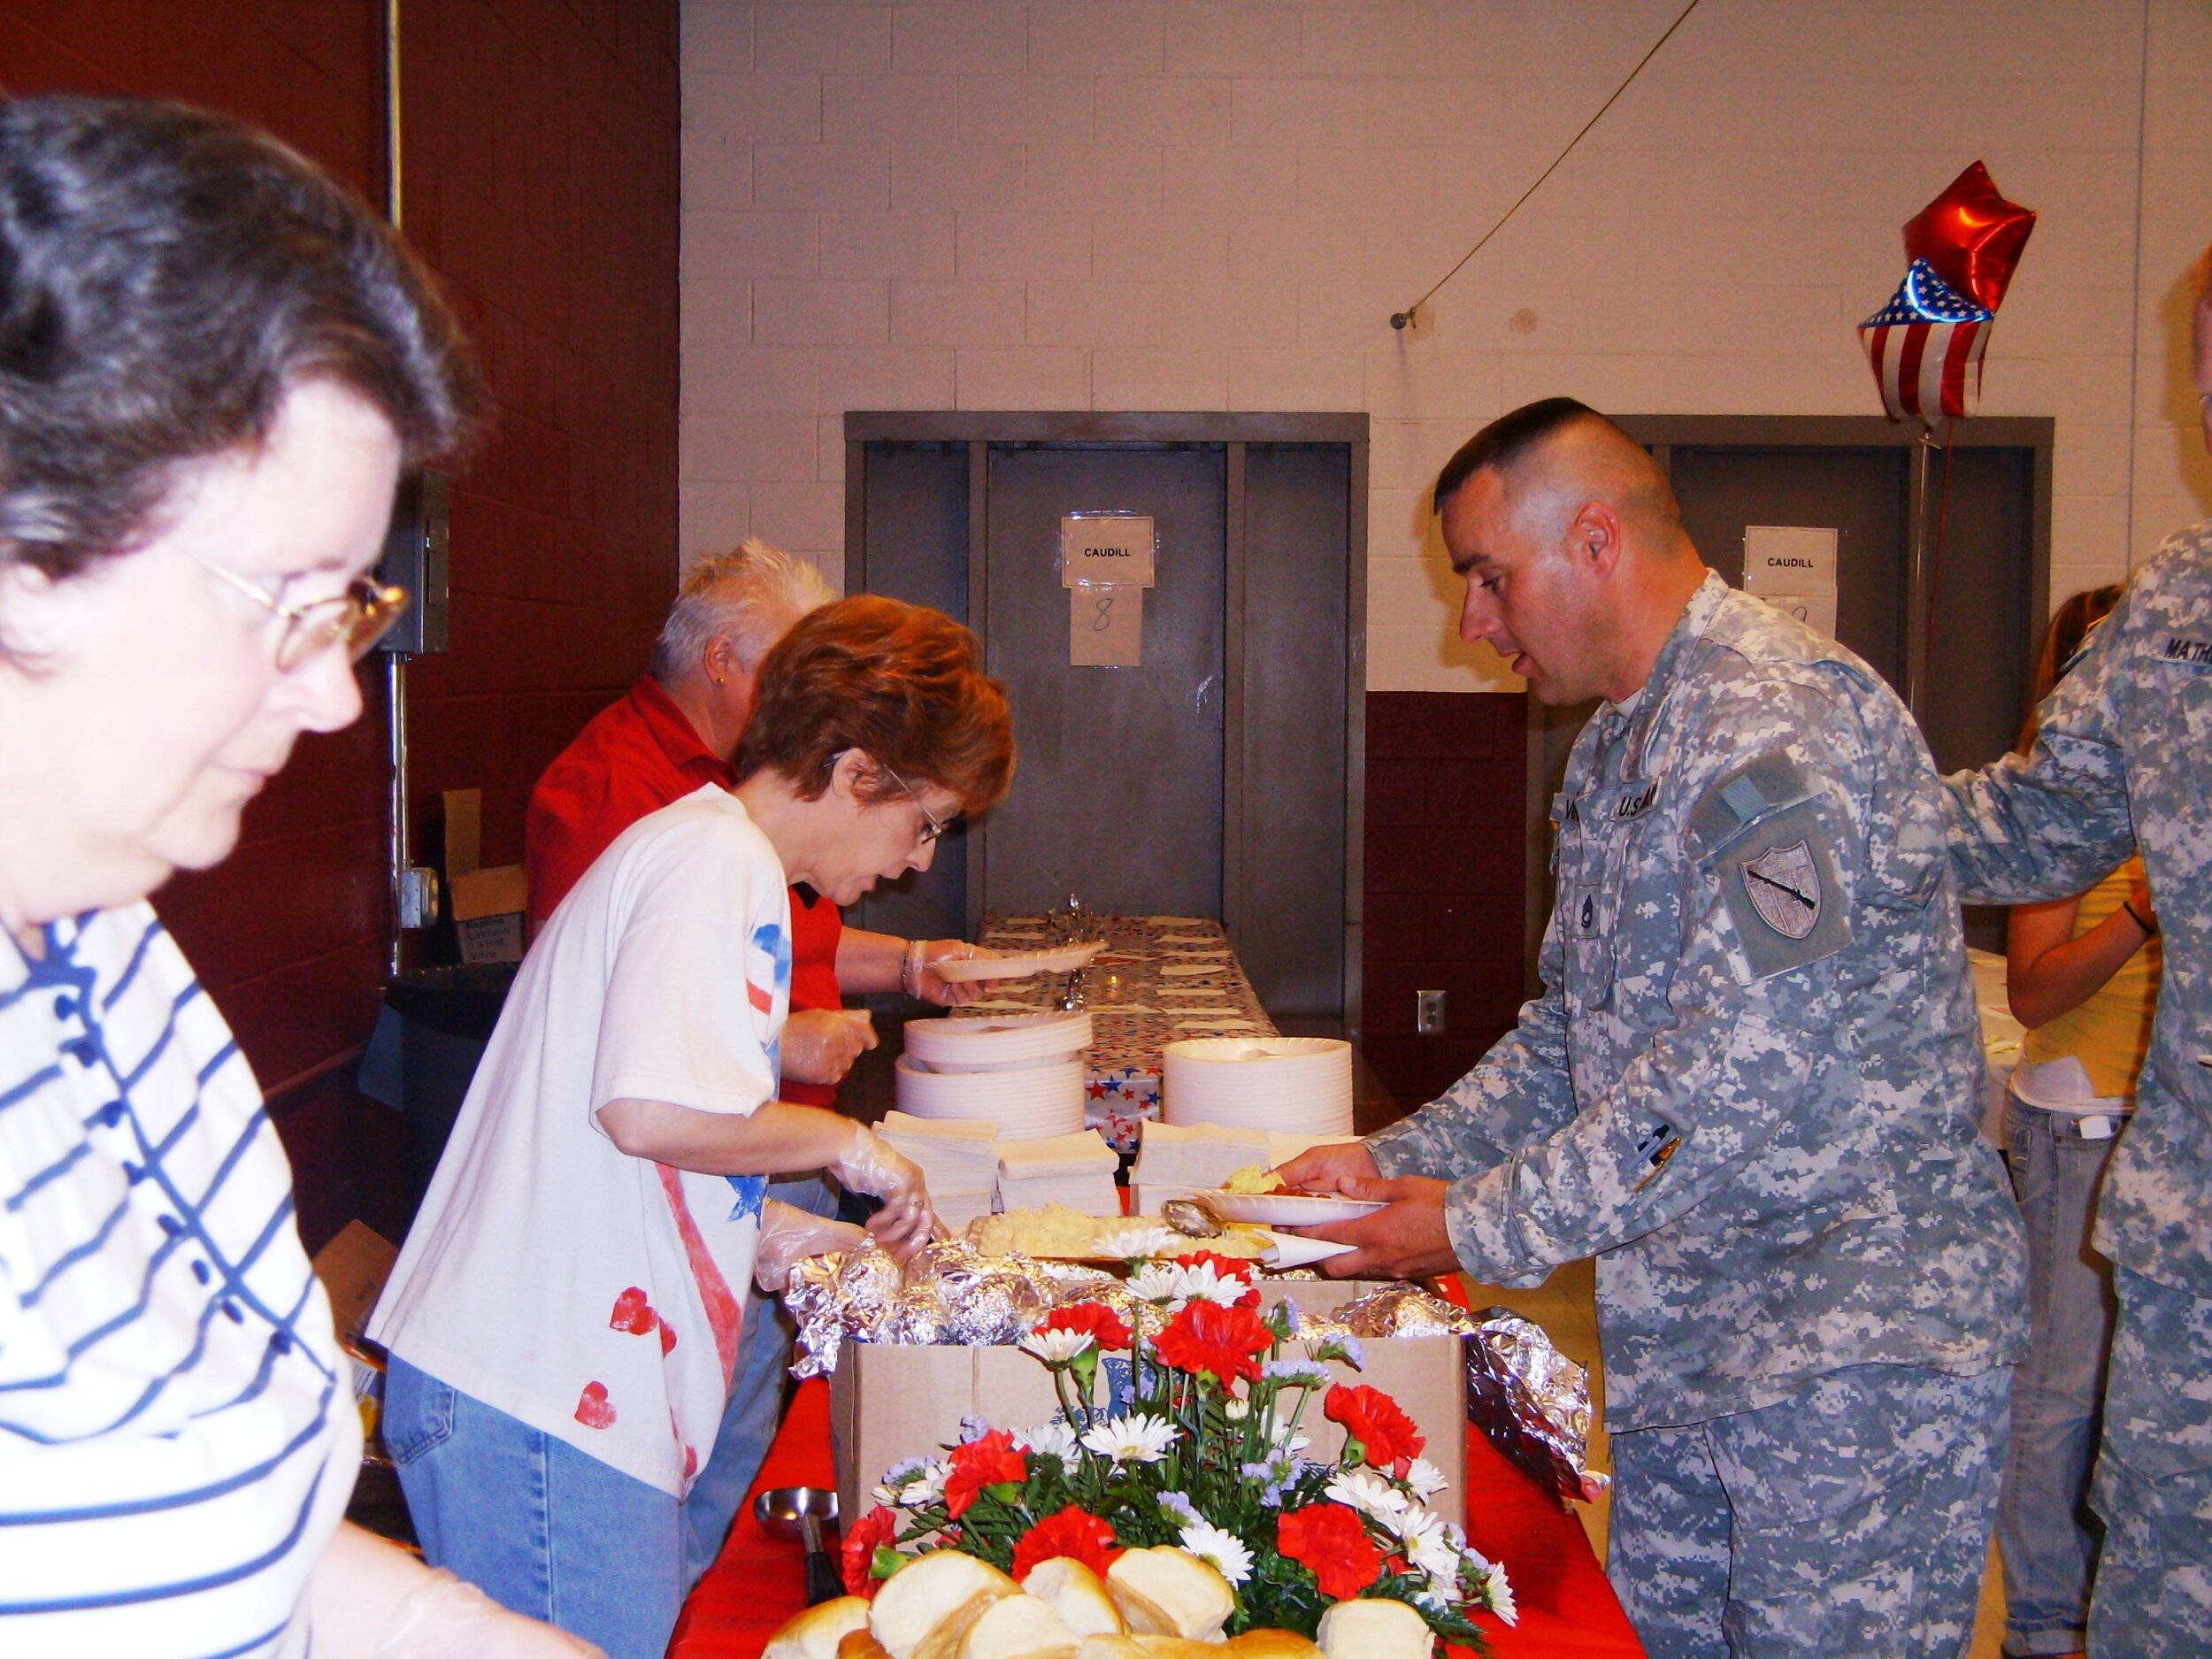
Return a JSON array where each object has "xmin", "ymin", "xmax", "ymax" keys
[{"xmin": 524, "ymin": 539, "xmax": 983, "ymax": 1581}]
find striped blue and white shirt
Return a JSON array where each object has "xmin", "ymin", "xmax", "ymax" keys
[{"xmin": 0, "ymin": 904, "xmax": 357, "ymax": 1657}]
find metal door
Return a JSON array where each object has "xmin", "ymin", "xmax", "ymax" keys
[{"xmin": 981, "ymin": 444, "xmax": 1227, "ymax": 918}]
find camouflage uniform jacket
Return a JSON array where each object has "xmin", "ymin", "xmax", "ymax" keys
[
  {"xmin": 1943, "ymin": 520, "xmax": 2212, "ymax": 1299},
  {"xmin": 1368, "ymin": 572, "xmax": 2026, "ymax": 1432}
]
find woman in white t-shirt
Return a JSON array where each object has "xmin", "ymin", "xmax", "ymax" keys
[{"xmin": 370, "ymin": 595, "xmax": 1015, "ymax": 1658}]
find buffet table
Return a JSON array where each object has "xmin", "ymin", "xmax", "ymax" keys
[
  {"xmin": 962, "ymin": 915, "xmax": 1278, "ymax": 1151},
  {"xmin": 668, "ymin": 1294, "xmax": 1646, "ymax": 1659}
]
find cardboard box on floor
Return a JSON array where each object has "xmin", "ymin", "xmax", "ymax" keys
[{"xmin": 830, "ymin": 1279, "xmax": 1467, "ymax": 1527}]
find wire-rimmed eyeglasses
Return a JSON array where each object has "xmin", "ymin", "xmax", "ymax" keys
[
  {"xmin": 193, "ymin": 555, "xmax": 411, "ymax": 671},
  {"xmin": 877, "ymin": 757, "xmax": 957, "ymax": 845}
]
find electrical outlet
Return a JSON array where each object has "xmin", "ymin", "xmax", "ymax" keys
[{"xmin": 1416, "ymin": 988, "xmax": 1447, "ymax": 1034}]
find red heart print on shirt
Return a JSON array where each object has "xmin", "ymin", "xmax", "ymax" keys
[
  {"xmin": 574, "ymin": 1381, "xmax": 617, "ymax": 1430},
  {"xmin": 611, "ymin": 1287, "xmax": 657, "ymax": 1335}
]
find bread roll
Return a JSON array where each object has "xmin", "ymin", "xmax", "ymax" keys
[
  {"xmin": 955, "ymin": 1593, "xmax": 1077, "ymax": 1659},
  {"xmin": 914, "ymin": 1591, "xmax": 1024, "ymax": 1659},
  {"xmin": 1316, "ymin": 1598, "xmax": 1433, "ymax": 1659},
  {"xmin": 1129, "ymin": 1640, "xmax": 1219, "ymax": 1659},
  {"xmin": 871, "ymin": 1552, "xmax": 1020, "ymax": 1659},
  {"xmin": 1225, "ymin": 1631, "xmax": 1324, "ymax": 1658},
  {"xmin": 1023, "ymin": 1557, "xmax": 1126, "ymax": 1638},
  {"xmin": 765, "ymin": 1596, "xmax": 872, "ymax": 1659},
  {"xmin": 1103, "ymin": 1548, "xmax": 1234, "ymax": 1642},
  {"xmin": 839, "ymin": 1631, "xmax": 895, "ymax": 1659},
  {"xmin": 1072, "ymin": 1639, "xmax": 1149, "ymax": 1659}
]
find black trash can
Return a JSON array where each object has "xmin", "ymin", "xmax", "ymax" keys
[{"xmin": 366, "ymin": 964, "xmax": 517, "ymax": 1219}]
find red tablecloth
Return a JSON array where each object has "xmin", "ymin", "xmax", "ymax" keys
[{"xmin": 668, "ymin": 1382, "xmax": 1643, "ymax": 1658}]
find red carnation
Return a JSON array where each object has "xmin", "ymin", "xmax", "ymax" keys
[
  {"xmin": 1325, "ymin": 1383, "xmax": 1425, "ymax": 1475},
  {"xmin": 1155, "ymin": 1300, "xmax": 1274, "ymax": 1386},
  {"xmin": 1172, "ymin": 1249, "xmax": 1256, "ymax": 1283},
  {"xmin": 943, "ymin": 1429, "xmax": 1030, "ymax": 1518},
  {"xmin": 1010, "ymin": 1504, "xmax": 1125, "ymax": 1581},
  {"xmin": 1277, "ymin": 1502, "xmax": 1384, "ymax": 1601},
  {"xmin": 841, "ymin": 1504, "xmax": 900, "ymax": 1599},
  {"xmin": 1039, "ymin": 1302, "xmax": 1133, "ymax": 1351}
]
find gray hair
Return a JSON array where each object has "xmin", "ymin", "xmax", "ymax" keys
[{"xmin": 651, "ymin": 538, "xmax": 833, "ymax": 681}]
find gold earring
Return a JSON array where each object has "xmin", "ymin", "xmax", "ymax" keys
[{"xmin": 713, "ymin": 676, "xmax": 726, "ymax": 687}]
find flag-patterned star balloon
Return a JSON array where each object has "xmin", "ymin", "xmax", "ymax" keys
[{"xmin": 1859, "ymin": 260, "xmax": 1994, "ymax": 426}]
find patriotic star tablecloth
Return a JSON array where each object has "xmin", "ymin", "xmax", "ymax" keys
[{"xmin": 954, "ymin": 915, "xmax": 1277, "ymax": 1152}]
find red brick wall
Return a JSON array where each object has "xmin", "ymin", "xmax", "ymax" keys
[
  {"xmin": 396, "ymin": 0, "xmax": 680, "ymax": 864},
  {"xmin": 1363, "ymin": 692, "xmax": 1530, "ymax": 1109},
  {"xmin": 0, "ymin": 1, "xmax": 680, "ymax": 1247}
]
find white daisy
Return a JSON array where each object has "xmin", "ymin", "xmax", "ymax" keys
[
  {"xmin": 1179, "ymin": 1518, "xmax": 1255, "ymax": 1586},
  {"xmin": 1325, "ymin": 1468, "xmax": 1411, "ymax": 1525},
  {"xmin": 1127, "ymin": 1263, "xmax": 1184, "ymax": 1304},
  {"xmin": 1403, "ymin": 1457, "xmax": 1448, "ymax": 1501},
  {"xmin": 1402, "ymin": 1509, "xmax": 1457, "ymax": 1582},
  {"xmin": 1174, "ymin": 1262, "xmax": 1250, "ymax": 1308},
  {"xmin": 1020, "ymin": 1420, "xmax": 1079, "ymax": 1465},
  {"xmin": 1018, "ymin": 1327, "xmax": 1097, "ymax": 1365},
  {"xmin": 877, "ymin": 1459, "xmax": 946, "ymax": 1509},
  {"xmin": 1099, "ymin": 1222, "xmax": 1179, "ymax": 1260},
  {"xmin": 1223, "ymin": 1396, "xmax": 1250, "ymax": 1422},
  {"xmin": 1079, "ymin": 1413, "xmax": 1179, "ymax": 1464},
  {"xmin": 1480, "ymin": 1563, "xmax": 1517, "ymax": 1626}
]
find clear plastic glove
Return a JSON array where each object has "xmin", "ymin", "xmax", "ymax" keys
[
  {"xmin": 831, "ymin": 1123, "xmax": 943, "ymax": 1256},
  {"xmin": 373, "ymin": 1568, "xmax": 602, "ymax": 1659},
  {"xmin": 754, "ymin": 1199, "xmax": 872, "ymax": 1292},
  {"xmin": 914, "ymin": 941, "xmax": 997, "ymax": 1008},
  {"xmin": 780, "ymin": 1008, "xmax": 878, "ymax": 1086}
]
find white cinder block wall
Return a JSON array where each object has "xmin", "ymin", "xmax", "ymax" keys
[{"xmin": 679, "ymin": 0, "xmax": 2212, "ymax": 693}]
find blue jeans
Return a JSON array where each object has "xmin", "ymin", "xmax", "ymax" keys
[
  {"xmin": 1999, "ymin": 1094, "xmax": 2125, "ymax": 1657},
  {"xmin": 681, "ymin": 1170, "xmax": 839, "ymax": 1586},
  {"xmin": 385, "ymin": 1357, "xmax": 684, "ymax": 1659}
]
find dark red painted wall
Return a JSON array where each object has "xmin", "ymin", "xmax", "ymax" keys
[
  {"xmin": 1363, "ymin": 691, "xmax": 1530, "ymax": 1109},
  {"xmin": 0, "ymin": 0, "xmax": 679, "ymax": 1248}
]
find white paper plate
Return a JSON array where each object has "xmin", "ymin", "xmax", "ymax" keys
[
  {"xmin": 1196, "ymin": 1190, "xmax": 1387, "ymax": 1226},
  {"xmin": 905, "ymin": 1010, "xmax": 1092, "ymax": 1069},
  {"xmin": 931, "ymin": 942, "xmax": 1105, "ymax": 983}
]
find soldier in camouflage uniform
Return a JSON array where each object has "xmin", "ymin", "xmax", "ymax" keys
[
  {"xmin": 1939, "ymin": 256, "xmax": 2212, "ymax": 1659},
  {"xmin": 1285, "ymin": 398, "xmax": 2025, "ymax": 1657}
]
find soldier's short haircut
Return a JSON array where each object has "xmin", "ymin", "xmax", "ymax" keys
[
  {"xmin": 1432, "ymin": 396, "xmax": 1630, "ymax": 515},
  {"xmin": 651, "ymin": 537, "xmax": 833, "ymax": 681}
]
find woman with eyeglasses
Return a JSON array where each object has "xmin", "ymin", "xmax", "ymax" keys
[
  {"xmin": 367, "ymin": 594, "xmax": 1013, "ymax": 1657},
  {"xmin": 0, "ymin": 97, "xmax": 590, "ymax": 1659}
]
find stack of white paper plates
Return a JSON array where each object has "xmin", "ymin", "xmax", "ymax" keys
[
  {"xmin": 904, "ymin": 1010, "xmax": 1092, "ymax": 1072},
  {"xmin": 894, "ymin": 1053, "xmax": 1087, "ymax": 1140},
  {"xmin": 1161, "ymin": 1037, "xmax": 1353, "ymax": 1135}
]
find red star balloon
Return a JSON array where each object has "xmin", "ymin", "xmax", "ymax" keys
[{"xmin": 1903, "ymin": 161, "xmax": 2036, "ymax": 313}]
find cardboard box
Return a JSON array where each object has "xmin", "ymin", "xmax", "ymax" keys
[
  {"xmin": 451, "ymin": 864, "xmax": 528, "ymax": 964},
  {"xmin": 311, "ymin": 1219, "xmax": 397, "ymax": 1348},
  {"xmin": 830, "ymin": 1279, "xmax": 1468, "ymax": 1526}
]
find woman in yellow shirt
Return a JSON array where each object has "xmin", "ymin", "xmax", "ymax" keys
[{"xmin": 1998, "ymin": 584, "xmax": 2161, "ymax": 1659}]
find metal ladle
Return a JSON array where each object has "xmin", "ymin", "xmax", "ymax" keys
[
  {"xmin": 753, "ymin": 1485, "xmax": 842, "ymax": 1605},
  {"xmin": 1160, "ymin": 1196, "xmax": 1227, "ymax": 1240}
]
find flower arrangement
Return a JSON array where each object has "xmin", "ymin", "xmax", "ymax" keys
[{"xmin": 845, "ymin": 1251, "xmax": 1516, "ymax": 1648}]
